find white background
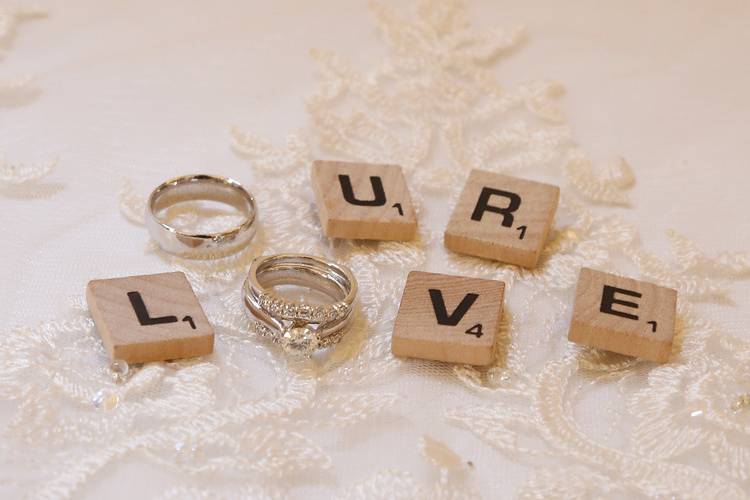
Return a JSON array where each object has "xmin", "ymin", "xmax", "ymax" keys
[
  {"xmin": 1, "ymin": 1, "xmax": 749, "ymax": 498},
  {"xmin": 3, "ymin": 1, "xmax": 749, "ymax": 324}
]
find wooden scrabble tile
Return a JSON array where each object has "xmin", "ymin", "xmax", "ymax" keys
[
  {"xmin": 568, "ymin": 268, "xmax": 677, "ymax": 363},
  {"xmin": 392, "ymin": 271, "xmax": 505, "ymax": 366},
  {"xmin": 311, "ymin": 160, "xmax": 417, "ymax": 241},
  {"xmin": 444, "ymin": 170, "xmax": 559, "ymax": 268},
  {"xmin": 86, "ymin": 272, "xmax": 214, "ymax": 363}
]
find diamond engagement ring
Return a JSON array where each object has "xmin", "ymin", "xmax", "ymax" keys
[
  {"xmin": 242, "ymin": 254, "xmax": 358, "ymax": 356},
  {"xmin": 146, "ymin": 174, "xmax": 258, "ymax": 258}
]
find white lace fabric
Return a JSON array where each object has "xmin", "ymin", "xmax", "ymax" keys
[{"xmin": 1, "ymin": 1, "xmax": 749, "ymax": 498}]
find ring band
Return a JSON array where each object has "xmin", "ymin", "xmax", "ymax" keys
[
  {"xmin": 242, "ymin": 254, "xmax": 357, "ymax": 355},
  {"xmin": 146, "ymin": 174, "xmax": 257, "ymax": 258}
]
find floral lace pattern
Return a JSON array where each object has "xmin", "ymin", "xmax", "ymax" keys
[
  {"xmin": 0, "ymin": 6, "xmax": 56, "ymax": 188},
  {"xmin": 1, "ymin": 1, "xmax": 749, "ymax": 498}
]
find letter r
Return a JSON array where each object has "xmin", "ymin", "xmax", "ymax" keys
[{"xmin": 470, "ymin": 187, "xmax": 521, "ymax": 227}]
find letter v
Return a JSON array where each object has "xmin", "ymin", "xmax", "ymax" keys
[{"xmin": 428, "ymin": 289, "xmax": 479, "ymax": 326}]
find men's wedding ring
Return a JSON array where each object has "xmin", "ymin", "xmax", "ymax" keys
[
  {"xmin": 146, "ymin": 174, "xmax": 257, "ymax": 258},
  {"xmin": 242, "ymin": 254, "xmax": 358, "ymax": 356}
]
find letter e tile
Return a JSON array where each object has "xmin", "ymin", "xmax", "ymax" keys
[
  {"xmin": 444, "ymin": 170, "xmax": 559, "ymax": 268},
  {"xmin": 311, "ymin": 160, "xmax": 417, "ymax": 241},
  {"xmin": 568, "ymin": 268, "xmax": 677, "ymax": 363},
  {"xmin": 392, "ymin": 271, "xmax": 505, "ymax": 366},
  {"xmin": 86, "ymin": 272, "xmax": 214, "ymax": 363}
]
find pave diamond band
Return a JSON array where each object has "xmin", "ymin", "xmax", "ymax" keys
[
  {"xmin": 242, "ymin": 254, "xmax": 357, "ymax": 355},
  {"xmin": 256, "ymin": 293, "xmax": 350, "ymax": 323}
]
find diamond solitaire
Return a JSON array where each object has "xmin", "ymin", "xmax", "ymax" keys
[{"xmin": 242, "ymin": 254, "xmax": 358, "ymax": 356}]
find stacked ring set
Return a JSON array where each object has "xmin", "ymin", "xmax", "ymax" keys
[{"xmin": 86, "ymin": 160, "xmax": 677, "ymax": 367}]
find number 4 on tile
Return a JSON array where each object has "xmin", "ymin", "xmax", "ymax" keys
[
  {"xmin": 465, "ymin": 323, "xmax": 483, "ymax": 337},
  {"xmin": 391, "ymin": 271, "xmax": 505, "ymax": 366}
]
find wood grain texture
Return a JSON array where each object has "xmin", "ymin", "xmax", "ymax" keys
[
  {"xmin": 86, "ymin": 272, "xmax": 214, "ymax": 363},
  {"xmin": 392, "ymin": 271, "xmax": 505, "ymax": 366},
  {"xmin": 311, "ymin": 160, "xmax": 417, "ymax": 241},
  {"xmin": 444, "ymin": 170, "xmax": 559, "ymax": 268},
  {"xmin": 568, "ymin": 268, "xmax": 677, "ymax": 363}
]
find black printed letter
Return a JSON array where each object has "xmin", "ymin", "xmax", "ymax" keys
[
  {"xmin": 470, "ymin": 188, "xmax": 521, "ymax": 227},
  {"xmin": 428, "ymin": 289, "xmax": 479, "ymax": 326},
  {"xmin": 338, "ymin": 174, "xmax": 387, "ymax": 206},
  {"xmin": 127, "ymin": 291, "xmax": 179, "ymax": 326},
  {"xmin": 599, "ymin": 285, "xmax": 641, "ymax": 321}
]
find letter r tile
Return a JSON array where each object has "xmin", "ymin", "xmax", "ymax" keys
[
  {"xmin": 444, "ymin": 169, "xmax": 559, "ymax": 268},
  {"xmin": 392, "ymin": 271, "xmax": 505, "ymax": 366},
  {"xmin": 311, "ymin": 160, "xmax": 417, "ymax": 241},
  {"xmin": 568, "ymin": 268, "xmax": 677, "ymax": 363},
  {"xmin": 86, "ymin": 272, "xmax": 214, "ymax": 363}
]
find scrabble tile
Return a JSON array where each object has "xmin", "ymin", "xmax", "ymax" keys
[
  {"xmin": 444, "ymin": 170, "xmax": 559, "ymax": 268},
  {"xmin": 568, "ymin": 268, "xmax": 677, "ymax": 363},
  {"xmin": 392, "ymin": 271, "xmax": 505, "ymax": 366},
  {"xmin": 86, "ymin": 272, "xmax": 214, "ymax": 363},
  {"xmin": 311, "ymin": 160, "xmax": 417, "ymax": 241}
]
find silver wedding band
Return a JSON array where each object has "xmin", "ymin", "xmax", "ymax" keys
[
  {"xmin": 146, "ymin": 174, "xmax": 257, "ymax": 258},
  {"xmin": 242, "ymin": 254, "xmax": 357, "ymax": 355}
]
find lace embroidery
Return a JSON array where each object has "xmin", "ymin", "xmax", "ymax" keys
[
  {"xmin": 2, "ymin": 1, "xmax": 749, "ymax": 498},
  {"xmin": 0, "ymin": 7, "xmax": 55, "ymax": 187}
]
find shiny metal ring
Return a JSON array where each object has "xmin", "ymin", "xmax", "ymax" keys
[
  {"xmin": 242, "ymin": 253, "xmax": 358, "ymax": 356},
  {"xmin": 146, "ymin": 174, "xmax": 257, "ymax": 258}
]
